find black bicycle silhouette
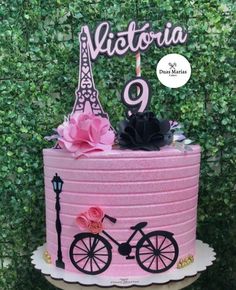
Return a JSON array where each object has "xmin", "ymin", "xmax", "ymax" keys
[{"xmin": 69, "ymin": 215, "xmax": 179, "ymax": 275}]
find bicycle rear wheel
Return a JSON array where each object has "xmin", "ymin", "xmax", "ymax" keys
[{"xmin": 136, "ymin": 231, "xmax": 179, "ymax": 273}]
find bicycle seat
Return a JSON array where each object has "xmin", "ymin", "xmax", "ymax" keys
[{"xmin": 130, "ymin": 222, "xmax": 147, "ymax": 231}]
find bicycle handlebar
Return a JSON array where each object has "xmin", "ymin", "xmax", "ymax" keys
[{"xmin": 103, "ymin": 214, "xmax": 117, "ymax": 224}]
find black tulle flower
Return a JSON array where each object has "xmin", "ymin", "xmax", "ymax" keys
[{"xmin": 117, "ymin": 112, "xmax": 173, "ymax": 151}]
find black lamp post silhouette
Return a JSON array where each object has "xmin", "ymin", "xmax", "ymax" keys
[{"xmin": 52, "ymin": 173, "xmax": 65, "ymax": 269}]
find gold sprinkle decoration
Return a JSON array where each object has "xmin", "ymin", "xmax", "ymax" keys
[
  {"xmin": 43, "ymin": 250, "xmax": 52, "ymax": 264},
  {"xmin": 177, "ymin": 255, "xmax": 194, "ymax": 269}
]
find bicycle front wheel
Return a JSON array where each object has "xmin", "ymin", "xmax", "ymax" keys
[
  {"xmin": 69, "ymin": 232, "xmax": 112, "ymax": 275},
  {"xmin": 136, "ymin": 231, "xmax": 179, "ymax": 273}
]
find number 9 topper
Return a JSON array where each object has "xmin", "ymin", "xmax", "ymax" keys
[{"xmin": 121, "ymin": 77, "xmax": 151, "ymax": 116}]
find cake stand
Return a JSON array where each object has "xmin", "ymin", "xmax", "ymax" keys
[
  {"xmin": 32, "ymin": 240, "xmax": 215, "ymax": 289},
  {"xmin": 45, "ymin": 274, "xmax": 200, "ymax": 290}
]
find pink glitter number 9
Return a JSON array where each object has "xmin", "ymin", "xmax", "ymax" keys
[{"xmin": 121, "ymin": 77, "xmax": 150, "ymax": 116}]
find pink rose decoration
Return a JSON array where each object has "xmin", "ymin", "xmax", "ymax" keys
[
  {"xmin": 76, "ymin": 213, "xmax": 90, "ymax": 230},
  {"xmin": 57, "ymin": 112, "xmax": 115, "ymax": 157},
  {"xmin": 87, "ymin": 207, "xmax": 104, "ymax": 222},
  {"xmin": 88, "ymin": 221, "xmax": 103, "ymax": 234},
  {"xmin": 75, "ymin": 207, "xmax": 105, "ymax": 233}
]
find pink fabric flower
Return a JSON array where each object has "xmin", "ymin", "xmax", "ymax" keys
[
  {"xmin": 57, "ymin": 112, "xmax": 115, "ymax": 157},
  {"xmin": 88, "ymin": 221, "xmax": 103, "ymax": 234},
  {"xmin": 75, "ymin": 213, "xmax": 90, "ymax": 230},
  {"xmin": 87, "ymin": 207, "xmax": 104, "ymax": 222}
]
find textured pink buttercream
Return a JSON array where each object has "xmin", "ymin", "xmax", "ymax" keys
[{"xmin": 43, "ymin": 145, "xmax": 201, "ymax": 277}]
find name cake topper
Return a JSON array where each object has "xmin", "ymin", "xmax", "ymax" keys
[
  {"xmin": 72, "ymin": 20, "xmax": 188, "ymax": 120},
  {"xmin": 82, "ymin": 21, "xmax": 188, "ymax": 60}
]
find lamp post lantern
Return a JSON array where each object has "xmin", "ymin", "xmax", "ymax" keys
[{"xmin": 52, "ymin": 173, "xmax": 65, "ymax": 269}]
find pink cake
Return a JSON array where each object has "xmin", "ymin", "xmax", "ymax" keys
[
  {"xmin": 42, "ymin": 20, "xmax": 201, "ymax": 280},
  {"xmin": 43, "ymin": 145, "xmax": 200, "ymax": 277}
]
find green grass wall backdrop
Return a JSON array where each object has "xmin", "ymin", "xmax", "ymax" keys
[{"xmin": 0, "ymin": 1, "xmax": 235, "ymax": 289}]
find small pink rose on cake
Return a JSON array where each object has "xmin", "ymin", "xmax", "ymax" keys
[
  {"xmin": 76, "ymin": 207, "xmax": 104, "ymax": 234},
  {"xmin": 88, "ymin": 221, "xmax": 103, "ymax": 234},
  {"xmin": 87, "ymin": 206, "xmax": 104, "ymax": 222},
  {"xmin": 76, "ymin": 213, "xmax": 90, "ymax": 230},
  {"xmin": 57, "ymin": 112, "xmax": 115, "ymax": 157}
]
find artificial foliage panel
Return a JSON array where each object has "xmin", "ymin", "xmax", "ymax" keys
[{"xmin": 0, "ymin": 0, "xmax": 235, "ymax": 289}]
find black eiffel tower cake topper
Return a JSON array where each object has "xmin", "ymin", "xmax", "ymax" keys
[{"xmin": 72, "ymin": 27, "xmax": 109, "ymax": 119}]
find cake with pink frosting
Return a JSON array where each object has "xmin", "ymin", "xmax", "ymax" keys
[
  {"xmin": 43, "ymin": 20, "xmax": 201, "ymax": 280},
  {"xmin": 43, "ymin": 111, "xmax": 201, "ymax": 277}
]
